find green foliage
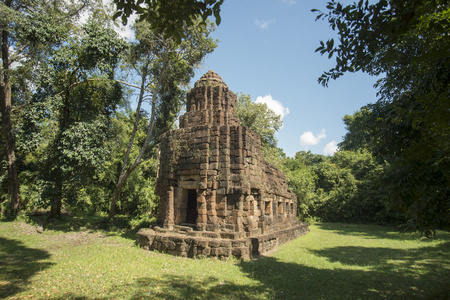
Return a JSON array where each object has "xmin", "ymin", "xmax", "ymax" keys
[
  {"xmin": 2, "ymin": 2, "xmax": 218, "ymax": 219},
  {"xmin": 0, "ymin": 0, "xmax": 81, "ymax": 55},
  {"xmin": 235, "ymin": 93, "xmax": 285, "ymax": 167},
  {"xmin": 122, "ymin": 17, "xmax": 217, "ymax": 153},
  {"xmin": 79, "ymin": 20, "xmax": 128, "ymax": 77},
  {"xmin": 339, "ymin": 99, "xmax": 449, "ymax": 236},
  {"xmin": 236, "ymin": 93, "xmax": 282, "ymax": 150},
  {"xmin": 367, "ymin": 99, "xmax": 449, "ymax": 236},
  {"xmin": 115, "ymin": 158, "xmax": 159, "ymax": 217},
  {"xmin": 58, "ymin": 118, "xmax": 110, "ymax": 176},
  {"xmin": 284, "ymin": 152, "xmax": 318, "ymax": 219},
  {"xmin": 260, "ymin": 146, "xmax": 286, "ymax": 171},
  {"xmin": 108, "ymin": 17, "xmax": 217, "ymax": 218},
  {"xmin": 15, "ymin": 105, "xmax": 160, "ymax": 218},
  {"xmin": 321, "ymin": 151, "xmax": 389, "ymax": 224},
  {"xmin": 0, "ymin": 126, "xmax": 7, "ymax": 197},
  {"xmin": 11, "ymin": 16, "xmax": 128, "ymax": 217},
  {"xmin": 113, "ymin": 0, "xmax": 224, "ymax": 42},
  {"xmin": 338, "ymin": 106, "xmax": 371, "ymax": 151},
  {"xmin": 314, "ymin": 0, "xmax": 450, "ymax": 235},
  {"xmin": 285, "ymin": 150, "xmax": 390, "ymax": 224},
  {"xmin": 313, "ymin": 0, "xmax": 449, "ymax": 89},
  {"xmin": 100, "ymin": 110, "xmax": 160, "ymax": 217},
  {"xmin": 1, "ymin": 0, "xmax": 91, "ymax": 217}
]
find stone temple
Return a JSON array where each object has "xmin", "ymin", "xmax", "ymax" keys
[{"xmin": 137, "ymin": 71, "xmax": 309, "ymax": 259}]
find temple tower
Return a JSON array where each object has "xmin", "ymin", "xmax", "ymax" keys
[{"xmin": 139, "ymin": 71, "xmax": 309, "ymax": 259}]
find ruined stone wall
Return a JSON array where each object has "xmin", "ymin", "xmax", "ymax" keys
[{"xmin": 137, "ymin": 222, "xmax": 309, "ymax": 259}]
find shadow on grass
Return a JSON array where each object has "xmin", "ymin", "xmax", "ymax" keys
[
  {"xmin": 120, "ymin": 219, "xmax": 155, "ymax": 241},
  {"xmin": 111, "ymin": 224, "xmax": 449, "ymax": 299},
  {"xmin": 315, "ymin": 223, "xmax": 447, "ymax": 241},
  {"xmin": 310, "ymin": 242, "xmax": 450, "ymax": 271},
  {"xmin": 0, "ymin": 237, "xmax": 53, "ymax": 298},
  {"xmin": 239, "ymin": 256, "xmax": 389, "ymax": 299},
  {"xmin": 237, "ymin": 242, "xmax": 450, "ymax": 299},
  {"xmin": 99, "ymin": 248, "xmax": 448, "ymax": 299},
  {"xmin": 95, "ymin": 237, "xmax": 449, "ymax": 300},
  {"xmin": 7, "ymin": 220, "xmax": 447, "ymax": 299},
  {"xmin": 35, "ymin": 214, "xmax": 131, "ymax": 233},
  {"xmin": 25, "ymin": 212, "xmax": 154, "ymax": 241},
  {"xmin": 106, "ymin": 275, "xmax": 269, "ymax": 299}
]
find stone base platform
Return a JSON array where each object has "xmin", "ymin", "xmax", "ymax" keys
[{"xmin": 136, "ymin": 222, "xmax": 309, "ymax": 259}]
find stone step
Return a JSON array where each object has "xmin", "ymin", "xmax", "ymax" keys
[{"xmin": 174, "ymin": 224, "xmax": 195, "ymax": 232}]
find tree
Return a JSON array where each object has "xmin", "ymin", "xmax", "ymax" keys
[
  {"xmin": 235, "ymin": 93, "xmax": 286, "ymax": 168},
  {"xmin": 0, "ymin": 0, "xmax": 88, "ymax": 217},
  {"xmin": 284, "ymin": 152, "xmax": 318, "ymax": 219},
  {"xmin": 339, "ymin": 106, "xmax": 371, "ymax": 151},
  {"xmin": 113, "ymin": 0, "xmax": 224, "ymax": 41},
  {"xmin": 236, "ymin": 93, "xmax": 282, "ymax": 150},
  {"xmin": 109, "ymin": 18, "xmax": 217, "ymax": 219},
  {"xmin": 30, "ymin": 18, "xmax": 127, "ymax": 217},
  {"xmin": 94, "ymin": 109, "xmax": 159, "ymax": 217},
  {"xmin": 286, "ymin": 150, "xmax": 389, "ymax": 224},
  {"xmin": 361, "ymin": 99, "xmax": 448, "ymax": 234},
  {"xmin": 314, "ymin": 0, "xmax": 449, "ymax": 234}
]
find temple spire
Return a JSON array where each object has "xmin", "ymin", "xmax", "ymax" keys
[
  {"xmin": 194, "ymin": 70, "xmax": 227, "ymax": 88},
  {"xmin": 182, "ymin": 70, "xmax": 239, "ymax": 127}
]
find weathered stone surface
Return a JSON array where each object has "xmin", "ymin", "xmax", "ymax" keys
[
  {"xmin": 138, "ymin": 70, "xmax": 309, "ymax": 258},
  {"xmin": 137, "ymin": 222, "xmax": 309, "ymax": 259}
]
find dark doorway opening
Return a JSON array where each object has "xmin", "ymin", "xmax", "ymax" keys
[{"xmin": 186, "ymin": 189, "xmax": 198, "ymax": 224}]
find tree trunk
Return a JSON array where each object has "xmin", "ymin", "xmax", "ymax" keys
[
  {"xmin": 49, "ymin": 166, "xmax": 63, "ymax": 218},
  {"xmin": 109, "ymin": 70, "xmax": 148, "ymax": 219},
  {"xmin": 108, "ymin": 91, "xmax": 158, "ymax": 219},
  {"xmin": 109, "ymin": 52, "xmax": 169, "ymax": 219},
  {"xmin": 109, "ymin": 162, "xmax": 140, "ymax": 219},
  {"xmin": 49, "ymin": 93, "xmax": 70, "ymax": 218},
  {"xmin": 1, "ymin": 15, "xmax": 21, "ymax": 217}
]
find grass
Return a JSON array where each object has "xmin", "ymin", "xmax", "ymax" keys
[{"xmin": 0, "ymin": 217, "xmax": 449, "ymax": 299}]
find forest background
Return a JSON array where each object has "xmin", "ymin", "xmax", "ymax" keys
[{"xmin": 1, "ymin": 0, "xmax": 448, "ymax": 237}]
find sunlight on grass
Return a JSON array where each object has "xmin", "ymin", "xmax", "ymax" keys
[{"xmin": 1, "ymin": 220, "xmax": 448, "ymax": 299}]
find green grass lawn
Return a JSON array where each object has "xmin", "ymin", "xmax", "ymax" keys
[{"xmin": 1, "ymin": 217, "xmax": 449, "ymax": 299}]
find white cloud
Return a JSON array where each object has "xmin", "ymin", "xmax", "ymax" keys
[
  {"xmin": 255, "ymin": 19, "xmax": 275, "ymax": 30},
  {"xmin": 299, "ymin": 129, "xmax": 326, "ymax": 146},
  {"xmin": 282, "ymin": 0, "xmax": 297, "ymax": 5},
  {"xmin": 255, "ymin": 94, "xmax": 290, "ymax": 120},
  {"xmin": 323, "ymin": 140, "xmax": 339, "ymax": 156}
]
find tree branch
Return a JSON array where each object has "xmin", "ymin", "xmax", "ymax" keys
[
  {"xmin": 8, "ymin": 43, "xmax": 29, "ymax": 65},
  {"xmin": 54, "ymin": 77, "xmax": 153, "ymax": 97},
  {"xmin": 115, "ymin": 79, "xmax": 153, "ymax": 93}
]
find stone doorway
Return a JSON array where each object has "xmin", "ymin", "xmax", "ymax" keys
[{"xmin": 184, "ymin": 189, "xmax": 198, "ymax": 224}]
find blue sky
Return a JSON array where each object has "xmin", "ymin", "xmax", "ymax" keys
[{"xmin": 190, "ymin": 0, "xmax": 379, "ymax": 157}]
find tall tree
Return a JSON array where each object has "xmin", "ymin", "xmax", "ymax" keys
[
  {"xmin": 109, "ymin": 19, "xmax": 217, "ymax": 219},
  {"xmin": 284, "ymin": 152, "xmax": 318, "ymax": 219},
  {"xmin": 314, "ymin": 0, "xmax": 449, "ymax": 235},
  {"xmin": 33, "ymin": 19, "xmax": 127, "ymax": 217},
  {"xmin": 0, "ymin": 0, "xmax": 87, "ymax": 216},
  {"xmin": 236, "ymin": 93, "xmax": 282, "ymax": 150},
  {"xmin": 339, "ymin": 106, "xmax": 371, "ymax": 151},
  {"xmin": 235, "ymin": 93, "xmax": 285, "ymax": 168}
]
